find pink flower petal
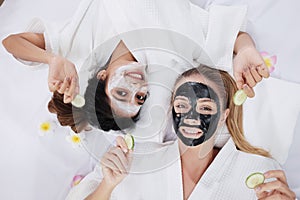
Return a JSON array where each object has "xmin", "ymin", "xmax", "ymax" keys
[
  {"xmin": 260, "ymin": 51, "xmax": 269, "ymax": 57},
  {"xmin": 269, "ymin": 66, "xmax": 275, "ymax": 73},
  {"xmin": 270, "ymin": 55, "xmax": 277, "ymax": 64},
  {"xmin": 71, "ymin": 175, "xmax": 84, "ymax": 187}
]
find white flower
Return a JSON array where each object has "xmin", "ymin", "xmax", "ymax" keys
[
  {"xmin": 66, "ymin": 132, "xmax": 86, "ymax": 148},
  {"xmin": 38, "ymin": 120, "xmax": 57, "ymax": 136}
]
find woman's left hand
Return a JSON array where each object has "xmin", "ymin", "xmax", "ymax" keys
[
  {"xmin": 233, "ymin": 47, "xmax": 270, "ymax": 98},
  {"xmin": 255, "ymin": 170, "xmax": 296, "ymax": 200},
  {"xmin": 48, "ymin": 55, "xmax": 79, "ymax": 103}
]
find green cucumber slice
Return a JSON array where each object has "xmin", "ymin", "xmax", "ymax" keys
[
  {"xmin": 124, "ymin": 134, "xmax": 135, "ymax": 150},
  {"xmin": 233, "ymin": 89, "xmax": 247, "ymax": 106},
  {"xmin": 71, "ymin": 94, "xmax": 85, "ymax": 108},
  {"xmin": 245, "ymin": 172, "xmax": 265, "ymax": 189}
]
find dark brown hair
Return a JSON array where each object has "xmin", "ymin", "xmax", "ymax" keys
[{"xmin": 48, "ymin": 66, "xmax": 140, "ymax": 133}]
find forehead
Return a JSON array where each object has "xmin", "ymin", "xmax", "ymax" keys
[{"xmin": 174, "ymin": 74, "xmax": 218, "ymax": 97}]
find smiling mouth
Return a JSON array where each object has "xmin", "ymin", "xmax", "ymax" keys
[
  {"xmin": 126, "ymin": 71, "xmax": 145, "ymax": 80},
  {"xmin": 179, "ymin": 126, "xmax": 203, "ymax": 139}
]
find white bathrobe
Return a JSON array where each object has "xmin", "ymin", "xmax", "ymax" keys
[
  {"xmin": 66, "ymin": 137, "xmax": 281, "ymax": 200},
  {"xmin": 24, "ymin": 0, "xmax": 246, "ymax": 71}
]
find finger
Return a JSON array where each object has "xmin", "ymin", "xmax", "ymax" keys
[
  {"xmin": 259, "ymin": 193, "xmax": 289, "ymax": 200},
  {"xmin": 74, "ymin": 75, "xmax": 80, "ymax": 95},
  {"xmin": 58, "ymin": 77, "xmax": 70, "ymax": 94},
  {"xmin": 243, "ymin": 84, "xmax": 255, "ymax": 98},
  {"xmin": 101, "ymin": 157, "xmax": 122, "ymax": 175},
  {"xmin": 257, "ymin": 64, "xmax": 270, "ymax": 78},
  {"xmin": 116, "ymin": 136, "xmax": 129, "ymax": 153},
  {"xmin": 255, "ymin": 180, "xmax": 294, "ymax": 198},
  {"xmin": 255, "ymin": 190, "xmax": 269, "ymax": 199},
  {"xmin": 250, "ymin": 67, "xmax": 263, "ymax": 83},
  {"xmin": 106, "ymin": 153, "xmax": 127, "ymax": 174},
  {"xmin": 126, "ymin": 150, "xmax": 133, "ymax": 170},
  {"xmin": 49, "ymin": 81, "xmax": 61, "ymax": 92},
  {"xmin": 110, "ymin": 147, "xmax": 129, "ymax": 172},
  {"xmin": 65, "ymin": 77, "xmax": 77, "ymax": 100},
  {"xmin": 234, "ymin": 71, "xmax": 244, "ymax": 90},
  {"xmin": 243, "ymin": 69, "xmax": 256, "ymax": 87},
  {"xmin": 63, "ymin": 93, "xmax": 72, "ymax": 104},
  {"xmin": 264, "ymin": 170, "xmax": 288, "ymax": 185}
]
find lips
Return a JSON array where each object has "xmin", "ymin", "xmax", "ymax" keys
[
  {"xmin": 125, "ymin": 71, "xmax": 145, "ymax": 81},
  {"xmin": 179, "ymin": 126, "xmax": 203, "ymax": 139}
]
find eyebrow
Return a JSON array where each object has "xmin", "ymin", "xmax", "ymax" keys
[
  {"xmin": 197, "ymin": 98, "xmax": 215, "ymax": 103},
  {"xmin": 175, "ymin": 96, "xmax": 189, "ymax": 101}
]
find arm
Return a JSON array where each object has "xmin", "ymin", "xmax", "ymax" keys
[
  {"xmin": 2, "ymin": 33, "xmax": 79, "ymax": 102},
  {"xmin": 2, "ymin": 33, "xmax": 51, "ymax": 63},
  {"xmin": 233, "ymin": 32, "xmax": 270, "ymax": 97},
  {"xmin": 86, "ymin": 136, "xmax": 132, "ymax": 200}
]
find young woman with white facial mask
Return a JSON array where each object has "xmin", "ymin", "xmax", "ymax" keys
[
  {"xmin": 47, "ymin": 40, "xmax": 148, "ymax": 132},
  {"xmin": 66, "ymin": 65, "xmax": 295, "ymax": 200}
]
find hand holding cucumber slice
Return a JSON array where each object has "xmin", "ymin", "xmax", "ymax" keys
[
  {"xmin": 124, "ymin": 134, "xmax": 135, "ymax": 150},
  {"xmin": 71, "ymin": 94, "xmax": 85, "ymax": 108},
  {"xmin": 233, "ymin": 89, "xmax": 247, "ymax": 106},
  {"xmin": 245, "ymin": 172, "xmax": 265, "ymax": 189}
]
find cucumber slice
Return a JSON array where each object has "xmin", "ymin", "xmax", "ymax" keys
[
  {"xmin": 245, "ymin": 172, "xmax": 265, "ymax": 189},
  {"xmin": 71, "ymin": 94, "xmax": 85, "ymax": 108},
  {"xmin": 233, "ymin": 89, "xmax": 247, "ymax": 106},
  {"xmin": 124, "ymin": 134, "xmax": 135, "ymax": 150}
]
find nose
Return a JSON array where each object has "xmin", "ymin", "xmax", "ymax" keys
[
  {"xmin": 126, "ymin": 75, "xmax": 146, "ymax": 84},
  {"xmin": 183, "ymin": 118, "xmax": 201, "ymax": 126}
]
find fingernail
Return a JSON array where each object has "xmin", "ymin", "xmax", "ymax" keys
[
  {"xmin": 122, "ymin": 148, "xmax": 128, "ymax": 153},
  {"xmin": 255, "ymin": 187, "xmax": 261, "ymax": 192}
]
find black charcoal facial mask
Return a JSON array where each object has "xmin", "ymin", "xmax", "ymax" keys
[{"xmin": 172, "ymin": 82, "xmax": 220, "ymax": 146}]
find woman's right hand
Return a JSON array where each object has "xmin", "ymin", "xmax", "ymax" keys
[
  {"xmin": 100, "ymin": 136, "xmax": 133, "ymax": 188},
  {"xmin": 255, "ymin": 170, "xmax": 296, "ymax": 200},
  {"xmin": 48, "ymin": 55, "xmax": 79, "ymax": 103}
]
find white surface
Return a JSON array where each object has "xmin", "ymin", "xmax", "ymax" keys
[
  {"xmin": 1, "ymin": 0, "xmax": 299, "ymax": 199},
  {"xmin": 0, "ymin": 1, "xmax": 90, "ymax": 200}
]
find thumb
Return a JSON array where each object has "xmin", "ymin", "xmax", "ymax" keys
[{"xmin": 116, "ymin": 136, "xmax": 129, "ymax": 153}]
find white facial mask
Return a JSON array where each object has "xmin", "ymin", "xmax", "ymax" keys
[{"xmin": 107, "ymin": 62, "xmax": 147, "ymax": 116}]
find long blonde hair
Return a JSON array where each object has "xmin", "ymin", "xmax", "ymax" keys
[{"xmin": 176, "ymin": 65, "xmax": 271, "ymax": 157}]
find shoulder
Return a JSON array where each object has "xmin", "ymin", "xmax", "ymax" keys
[{"xmin": 235, "ymin": 150, "xmax": 282, "ymax": 171}]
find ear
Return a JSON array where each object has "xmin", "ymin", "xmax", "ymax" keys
[
  {"xmin": 97, "ymin": 70, "xmax": 107, "ymax": 81},
  {"xmin": 221, "ymin": 108, "xmax": 230, "ymax": 123}
]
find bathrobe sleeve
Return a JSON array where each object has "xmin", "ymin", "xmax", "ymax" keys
[{"xmin": 65, "ymin": 164, "xmax": 103, "ymax": 200}]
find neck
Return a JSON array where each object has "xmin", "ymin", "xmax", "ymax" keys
[
  {"xmin": 180, "ymin": 142, "xmax": 215, "ymax": 179},
  {"xmin": 178, "ymin": 139, "xmax": 218, "ymax": 199},
  {"xmin": 110, "ymin": 41, "xmax": 135, "ymax": 65}
]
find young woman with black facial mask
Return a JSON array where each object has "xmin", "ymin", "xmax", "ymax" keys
[{"xmin": 66, "ymin": 65, "xmax": 296, "ymax": 200}]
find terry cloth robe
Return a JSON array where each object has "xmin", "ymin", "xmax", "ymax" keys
[
  {"xmin": 65, "ymin": 137, "xmax": 281, "ymax": 200},
  {"xmin": 20, "ymin": 0, "xmax": 247, "ymax": 72}
]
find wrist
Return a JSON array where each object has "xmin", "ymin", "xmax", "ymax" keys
[
  {"xmin": 46, "ymin": 53, "xmax": 59, "ymax": 65},
  {"xmin": 100, "ymin": 179, "xmax": 116, "ymax": 192},
  {"xmin": 235, "ymin": 46, "xmax": 256, "ymax": 56},
  {"xmin": 234, "ymin": 32, "xmax": 256, "ymax": 55}
]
